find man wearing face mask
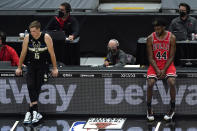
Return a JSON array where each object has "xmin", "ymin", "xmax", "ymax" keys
[
  {"xmin": 45, "ymin": 2, "xmax": 79, "ymax": 40},
  {"xmin": 169, "ymin": 3, "xmax": 197, "ymax": 41},
  {"xmin": 45, "ymin": 2, "xmax": 80, "ymax": 65},
  {"xmin": 104, "ymin": 39, "xmax": 127, "ymax": 67},
  {"xmin": 0, "ymin": 31, "xmax": 19, "ymax": 66}
]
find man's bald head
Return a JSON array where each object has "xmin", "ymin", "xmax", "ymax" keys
[
  {"xmin": 107, "ymin": 39, "xmax": 119, "ymax": 55},
  {"xmin": 108, "ymin": 39, "xmax": 119, "ymax": 49}
]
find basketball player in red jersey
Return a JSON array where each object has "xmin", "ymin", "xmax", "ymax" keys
[{"xmin": 146, "ymin": 18, "xmax": 176, "ymax": 121}]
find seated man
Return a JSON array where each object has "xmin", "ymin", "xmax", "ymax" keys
[
  {"xmin": 0, "ymin": 31, "xmax": 19, "ymax": 66},
  {"xmin": 169, "ymin": 3, "xmax": 197, "ymax": 40},
  {"xmin": 104, "ymin": 39, "xmax": 127, "ymax": 67}
]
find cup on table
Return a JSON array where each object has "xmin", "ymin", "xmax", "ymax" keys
[
  {"xmin": 191, "ymin": 33, "xmax": 195, "ymax": 40},
  {"xmin": 19, "ymin": 33, "xmax": 25, "ymax": 40}
]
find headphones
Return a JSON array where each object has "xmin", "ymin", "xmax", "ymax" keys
[
  {"xmin": 0, "ymin": 31, "xmax": 6, "ymax": 44},
  {"xmin": 179, "ymin": 3, "xmax": 190, "ymax": 14}
]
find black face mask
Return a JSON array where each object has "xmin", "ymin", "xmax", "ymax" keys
[
  {"xmin": 58, "ymin": 11, "xmax": 64, "ymax": 18},
  {"xmin": 0, "ymin": 36, "xmax": 6, "ymax": 45},
  {"xmin": 179, "ymin": 11, "xmax": 187, "ymax": 17},
  {"xmin": 108, "ymin": 48, "xmax": 117, "ymax": 55}
]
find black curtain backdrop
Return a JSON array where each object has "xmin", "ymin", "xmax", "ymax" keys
[{"xmin": 0, "ymin": 14, "xmax": 195, "ymax": 57}]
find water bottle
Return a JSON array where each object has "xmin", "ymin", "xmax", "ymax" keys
[
  {"xmin": 192, "ymin": 33, "xmax": 195, "ymax": 41},
  {"xmin": 44, "ymin": 73, "xmax": 48, "ymax": 82},
  {"xmin": 24, "ymin": 30, "xmax": 28, "ymax": 36},
  {"xmin": 195, "ymin": 34, "xmax": 197, "ymax": 40}
]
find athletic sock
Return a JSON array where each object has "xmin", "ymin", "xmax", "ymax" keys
[{"xmin": 32, "ymin": 104, "xmax": 38, "ymax": 112}]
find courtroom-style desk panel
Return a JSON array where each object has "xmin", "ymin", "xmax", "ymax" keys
[{"xmin": 0, "ymin": 66, "xmax": 196, "ymax": 115}]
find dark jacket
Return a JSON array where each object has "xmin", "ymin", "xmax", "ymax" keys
[
  {"xmin": 105, "ymin": 49, "xmax": 127, "ymax": 67},
  {"xmin": 45, "ymin": 16, "xmax": 79, "ymax": 38},
  {"xmin": 169, "ymin": 16, "xmax": 197, "ymax": 40}
]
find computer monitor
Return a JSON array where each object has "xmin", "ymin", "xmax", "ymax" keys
[
  {"xmin": 0, "ymin": 61, "xmax": 11, "ymax": 67},
  {"xmin": 47, "ymin": 31, "xmax": 66, "ymax": 41},
  {"xmin": 172, "ymin": 31, "xmax": 187, "ymax": 41},
  {"xmin": 180, "ymin": 59, "xmax": 197, "ymax": 67}
]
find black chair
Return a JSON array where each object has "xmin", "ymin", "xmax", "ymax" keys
[
  {"xmin": 47, "ymin": 31, "xmax": 67, "ymax": 65},
  {"xmin": 65, "ymin": 37, "xmax": 80, "ymax": 66},
  {"xmin": 47, "ymin": 30, "xmax": 80, "ymax": 66}
]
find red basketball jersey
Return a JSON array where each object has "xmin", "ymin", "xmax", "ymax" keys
[{"xmin": 151, "ymin": 31, "xmax": 174, "ymax": 69}]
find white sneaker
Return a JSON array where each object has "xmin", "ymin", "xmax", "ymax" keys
[
  {"xmin": 164, "ymin": 109, "xmax": 175, "ymax": 121},
  {"xmin": 32, "ymin": 111, "xmax": 43, "ymax": 124},
  {"xmin": 23, "ymin": 112, "xmax": 31, "ymax": 124},
  {"xmin": 147, "ymin": 109, "xmax": 154, "ymax": 121}
]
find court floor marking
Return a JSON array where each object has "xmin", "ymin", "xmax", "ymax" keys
[
  {"xmin": 155, "ymin": 121, "xmax": 161, "ymax": 131},
  {"xmin": 10, "ymin": 121, "xmax": 19, "ymax": 131}
]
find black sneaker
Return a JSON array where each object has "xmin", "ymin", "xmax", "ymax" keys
[
  {"xmin": 164, "ymin": 109, "xmax": 175, "ymax": 121},
  {"xmin": 147, "ymin": 108, "xmax": 154, "ymax": 121}
]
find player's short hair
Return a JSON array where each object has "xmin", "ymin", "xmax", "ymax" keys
[
  {"xmin": 29, "ymin": 21, "xmax": 41, "ymax": 29},
  {"xmin": 152, "ymin": 18, "xmax": 167, "ymax": 27},
  {"xmin": 179, "ymin": 3, "xmax": 190, "ymax": 14}
]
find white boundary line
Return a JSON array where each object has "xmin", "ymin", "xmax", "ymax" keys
[
  {"xmin": 155, "ymin": 121, "xmax": 161, "ymax": 131},
  {"xmin": 10, "ymin": 121, "xmax": 19, "ymax": 131}
]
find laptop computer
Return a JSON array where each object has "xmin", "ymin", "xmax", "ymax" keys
[
  {"xmin": 180, "ymin": 59, "xmax": 197, "ymax": 67},
  {"xmin": 47, "ymin": 31, "xmax": 66, "ymax": 41},
  {"xmin": 172, "ymin": 31, "xmax": 187, "ymax": 41},
  {"xmin": 0, "ymin": 61, "xmax": 11, "ymax": 67}
]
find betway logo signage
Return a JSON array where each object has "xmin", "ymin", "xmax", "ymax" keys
[
  {"xmin": 105, "ymin": 78, "xmax": 197, "ymax": 105},
  {"xmin": 1, "ymin": 77, "xmax": 197, "ymax": 113},
  {"xmin": 0, "ymin": 79, "xmax": 77, "ymax": 111}
]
